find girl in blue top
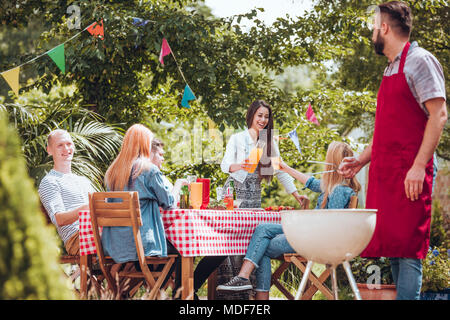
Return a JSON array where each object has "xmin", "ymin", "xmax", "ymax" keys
[
  {"xmin": 217, "ymin": 141, "xmax": 361, "ymax": 299},
  {"xmin": 101, "ymin": 124, "xmax": 181, "ymax": 296},
  {"xmin": 102, "ymin": 124, "xmax": 175, "ymax": 262}
]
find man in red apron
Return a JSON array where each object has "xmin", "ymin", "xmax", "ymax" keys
[{"xmin": 339, "ymin": 1, "xmax": 447, "ymax": 299}]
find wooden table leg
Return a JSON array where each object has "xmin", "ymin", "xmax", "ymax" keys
[
  {"xmin": 181, "ymin": 256, "xmax": 194, "ymax": 300},
  {"xmin": 207, "ymin": 269, "xmax": 217, "ymax": 300},
  {"xmin": 80, "ymin": 255, "xmax": 88, "ymax": 299}
]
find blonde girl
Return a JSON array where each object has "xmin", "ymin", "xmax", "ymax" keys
[{"xmin": 216, "ymin": 141, "xmax": 361, "ymax": 299}]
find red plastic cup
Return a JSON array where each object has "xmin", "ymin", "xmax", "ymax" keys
[{"xmin": 196, "ymin": 178, "xmax": 210, "ymax": 209}]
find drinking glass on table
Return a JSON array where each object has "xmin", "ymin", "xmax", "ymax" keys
[
  {"xmin": 234, "ymin": 198, "xmax": 243, "ymax": 209},
  {"xmin": 190, "ymin": 182, "xmax": 203, "ymax": 209},
  {"xmin": 187, "ymin": 175, "xmax": 197, "ymax": 184}
]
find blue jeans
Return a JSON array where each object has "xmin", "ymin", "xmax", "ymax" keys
[
  {"xmin": 244, "ymin": 223, "xmax": 295, "ymax": 292},
  {"xmin": 390, "ymin": 257, "xmax": 422, "ymax": 300}
]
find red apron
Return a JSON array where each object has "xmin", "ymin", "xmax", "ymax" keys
[{"xmin": 362, "ymin": 42, "xmax": 433, "ymax": 259}]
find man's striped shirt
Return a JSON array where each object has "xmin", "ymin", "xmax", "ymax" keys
[{"xmin": 39, "ymin": 169, "xmax": 95, "ymax": 244}]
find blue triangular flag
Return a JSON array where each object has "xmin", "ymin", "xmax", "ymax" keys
[
  {"xmin": 288, "ymin": 129, "xmax": 302, "ymax": 154},
  {"xmin": 132, "ymin": 17, "xmax": 149, "ymax": 26},
  {"xmin": 181, "ymin": 85, "xmax": 196, "ymax": 108}
]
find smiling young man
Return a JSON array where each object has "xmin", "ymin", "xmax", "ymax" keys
[
  {"xmin": 339, "ymin": 1, "xmax": 447, "ymax": 299},
  {"xmin": 39, "ymin": 129, "xmax": 95, "ymax": 255}
]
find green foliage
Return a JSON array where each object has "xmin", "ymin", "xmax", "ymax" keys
[
  {"xmin": 349, "ymin": 256, "xmax": 393, "ymax": 285},
  {"xmin": 0, "ymin": 110, "xmax": 74, "ymax": 299},
  {"xmin": 0, "ymin": 84, "xmax": 123, "ymax": 190},
  {"xmin": 293, "ymin": 0, "xmax": 449, "ymax": 159},
  {"xmin": 0, "ymin": 0, "xmax": 448, "ymax": 300},
  {"xmin": 430, "ymin": 199, "xmax": 448, "ymax": 248},
  {"xmin": 421, "ymin": 246, "xmax": 450, "ymax": 292}
]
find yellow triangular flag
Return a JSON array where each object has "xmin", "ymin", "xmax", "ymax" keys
[{"xmin": 1, "ymin": 67, "xmax": 20, "ymax": 96}]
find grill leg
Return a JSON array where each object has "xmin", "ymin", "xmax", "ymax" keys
[
  {"xmin": 330, "ymin": 265, "xmax": 339, "ymax": 300},
  {"xmin": 294, "ymin": 260, "xmax": 314, "ymax": 300},
  {"xmin": 342, "ymin": 260, "xmax": 362, "ymax": 300}
]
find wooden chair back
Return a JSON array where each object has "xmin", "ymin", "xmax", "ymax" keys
[
  {"xmin": 349, "ymin": 195, "xmax": 358, "ymax": 209},
  {"xmin": 40, "ymin": 201, "xmax": 106, "ymax": 298},
  {"xmin": 89, "ymin": 191, "xmax": 174, "ymax": 299}
]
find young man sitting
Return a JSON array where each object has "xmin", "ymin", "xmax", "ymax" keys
[{"xmin": 39, "ymin": 129, "xmax": 95, "ymax": 255}]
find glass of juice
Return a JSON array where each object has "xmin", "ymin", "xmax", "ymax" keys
[
  {"xmin": 190, "ymin": 182, "xmax": 203, "ymax": 209},
  {"xmin": 246, "ymin": 140, "xmax": 265, "ymax": 173}
]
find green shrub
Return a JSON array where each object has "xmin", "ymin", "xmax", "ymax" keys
[
  {"xmin": 0, "ymin": 111, "xmax": 74, "ymax": 299},
  {"xmin": 421, "ymin": 246, "xmax": 450, "ymax": 293},
  {"xmin": 430, "ymin": 199, "xmax": 447, "ymax": 248}
]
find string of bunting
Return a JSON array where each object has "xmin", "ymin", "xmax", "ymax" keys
[
  {"xmin": 0, "ymin": 20, "xmax": 104, "ymax": 96},
  {"xmin": 2, "ymin": 16, "xmax": 320, "ymax": 153},
  {"xmin": 278, "ymin": 103, "xmax": 320, "ymax": 155},
  {"xmin": 132, "ymin": 17, "xmax": 196, "ymax": 108},
  {"xmin": 157, "ymin": 36, "xmax": 196, "ymax": 108},
  {"xmin": 1, "ymin": 16, "xmax": 195, "ymax": 109}
]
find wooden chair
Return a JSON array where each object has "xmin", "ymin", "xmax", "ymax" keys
[
  {"xmin": 39, "ymin": 202, "xmax": 105, "ymax": 298},
  {"xmin": 89, "ymin": 191, "xmax": 177, "ymax": 300},
  {"xmin": 270, "ymin": 195, "xmax": 359, "ymax": 300}
]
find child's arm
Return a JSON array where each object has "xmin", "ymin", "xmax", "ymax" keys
[{"xmin": 279, "ymin": 160, "xmax": 311, "ymax": 185}]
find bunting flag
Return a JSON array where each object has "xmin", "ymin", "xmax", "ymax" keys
[
  {"xmin": 288, "ymin": 129, "xmax": 302, "ymax": 154},
  {"xmin": 47, "ymin": 44, "xmax": 65, "ymax": 74},
  {"xmin": 87, "ymin": 19, "xmax": 104, "ymax": 40},
  {"xmin": 1, "ymin": 17, "xmax": 199, "ymax": 109},
  {"xmin": 306, "ymin": 103, "xmax": 319, "ymax": 125},
  {"xmin": 159, "ymin": 38, "xmax": 172, "ymax": 65},
  {"xmin": 132, "ymin": 17, "xmax": 150, "ymax": 27},
  {"xmin": 1, "ymin": 19, "xmax": 107, "ymax": 97},
  {"xmin": 1, "ymin": 67, "xmax": 20, "ymax": 96},
  {"xmin": 181, "ymin": 84, "xmax": 196, "ymax": 108}
]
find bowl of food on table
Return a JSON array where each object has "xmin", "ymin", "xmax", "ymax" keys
[{"xmin": 264, "ymin": 205, "xmax": 295, "ymax": 211}]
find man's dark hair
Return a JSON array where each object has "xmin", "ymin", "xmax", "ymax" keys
[{"xmin": 378, "ymin": 1, "xmax": 413, "ymax": 38}]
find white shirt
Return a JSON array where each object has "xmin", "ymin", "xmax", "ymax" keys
[
  {"xmin": 39, "ymin": 169, "xmax": 95, "ymax": 244},
  {"xmin": 220, "ymin": 129, "xmax": 297, "ymax": 194}
]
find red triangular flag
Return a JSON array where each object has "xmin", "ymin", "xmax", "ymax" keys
[
  {"xmin": 159, "ymin": 38, "xmax": 172, "ymax": 65},
  {"xmin": 306, "ymin": 103, "xmax": 319, "ymax": 125},
  {"xmin": 87, "ymin": 19, "xmax": 104, "ymax": 40}
]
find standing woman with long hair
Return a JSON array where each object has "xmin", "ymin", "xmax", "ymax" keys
[
  {"xmin": 221, "ymin": 100, "xmax": 305, "ymax": 208},
  {"xmin": 217, "ymin": 100, "xmax": 305, "ymax": 299}
]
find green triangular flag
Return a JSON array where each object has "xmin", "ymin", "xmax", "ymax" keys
[{"xmin": 47, "ymin": 44, "xmax": 65, "ymax": 74}]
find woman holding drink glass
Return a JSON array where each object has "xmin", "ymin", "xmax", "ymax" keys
[
  {"xmin": 217, "ymin": 100, "xmax": 305, "ymax": 299},
  {"xmin": 220, "ymin": 100, "xmax": 305, "ymax": 208}
]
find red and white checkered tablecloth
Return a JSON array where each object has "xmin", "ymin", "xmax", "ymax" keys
[
  {"xmin": 161, "ymin": 209, "xmax": 281, "ymax": 257},
  {"xmin": 79, "ymin": 210, "xmax": 98, "ymax": 256},
  {"xmin": 78, "ymin": 208, "xmax": 281, "ymax": 257}
]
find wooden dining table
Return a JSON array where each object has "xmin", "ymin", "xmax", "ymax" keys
[
  {"xmin": 160, "ymin": 208, "xmax": 283, "ymax": 299},
  {"xmin": 78, "ymin": 207, "xmax": 282, "ymax": 299}
]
